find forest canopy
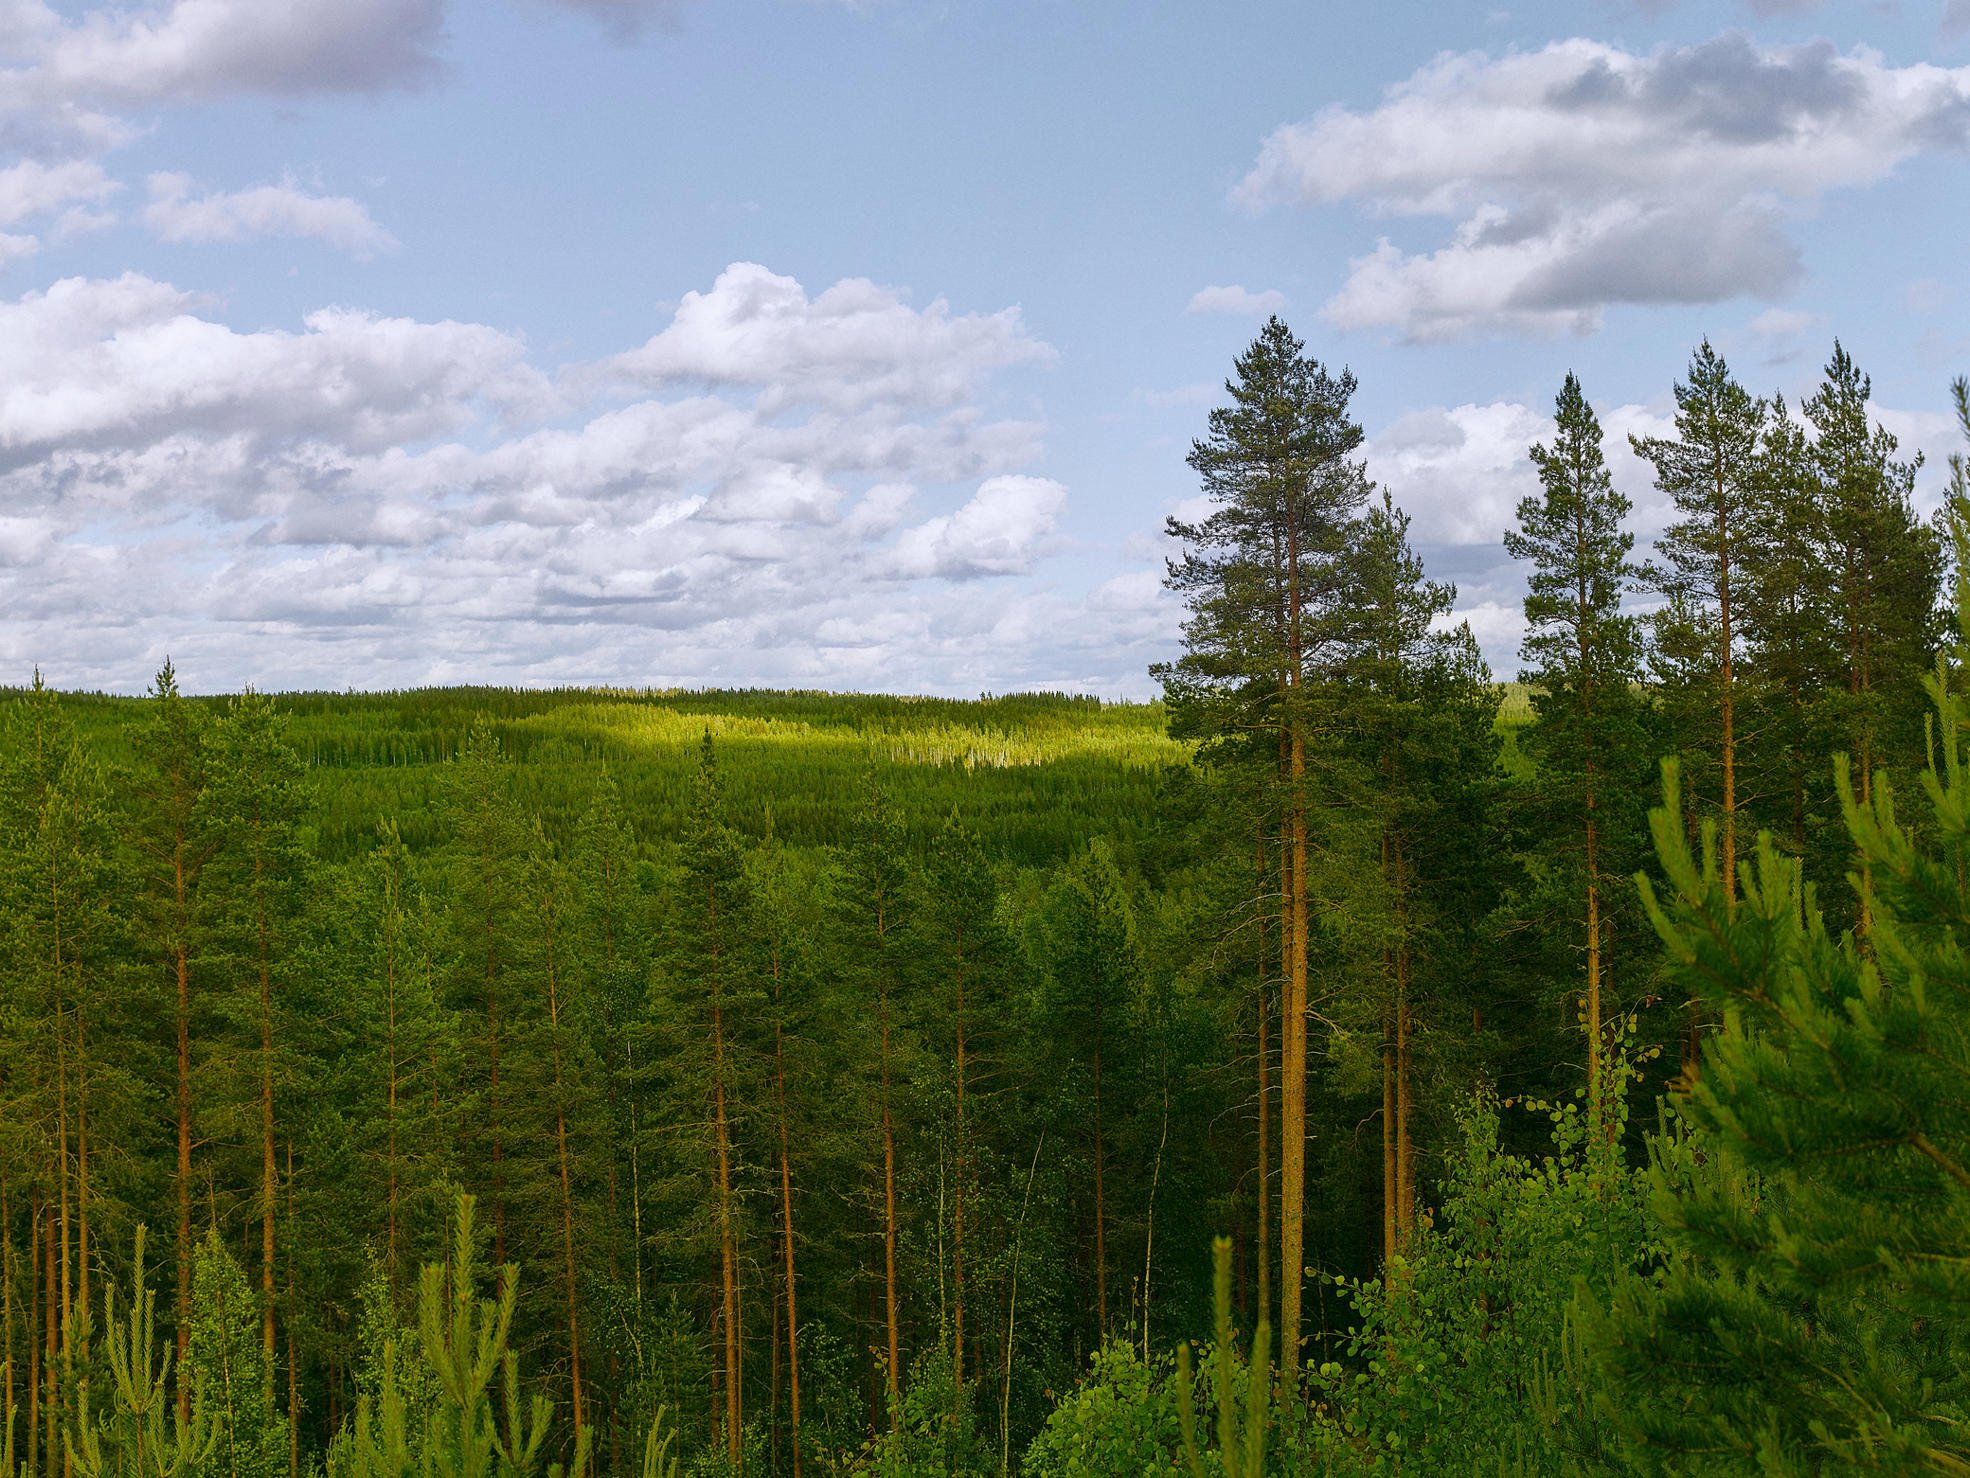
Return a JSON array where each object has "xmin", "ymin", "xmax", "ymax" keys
[{"xmin": 4, "ymin": 330, "xmax": 1969, "ymax": 1476}]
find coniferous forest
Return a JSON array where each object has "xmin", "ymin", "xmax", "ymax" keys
[{"xmin": 7, "ymin": 324, "xmax": 1970, "ymax": 1476}]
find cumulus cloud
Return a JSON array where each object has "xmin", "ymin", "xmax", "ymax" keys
[
  {"xmin": 0, "ymin": 264, "xmax": 1123, "ymax": 695},
  {"xmin": 144, "ymin": 173, "xmax": 398, "ymax": 257},
  {"xmin": 0, "ymin": 157, "xmax": 116, "ymax": 227},
  {"xmin": 602, "ymin": 261, "xmax": 1051, "ymax": 412},
  {"xmin": 0, "ymin": 273, "xmax": 547, "ymax": 459},
  {"xmin": 13, "ymin": 0, "xmax": 446, "ymax": 105},
  {"xmin": 1187, "ymin": 284, "xmax": 1287, "ymax": 317},
  {"xmin": 1366, "ymin": 396, "xmax": 1675, "ymax": 548},
  {"xmin": 1240, "ymin": 34, "xmax": 1970, "ymax": 340},
  {"xmin": 889, "ymin": 475, "xmax": 1066, "ymax": 578}
]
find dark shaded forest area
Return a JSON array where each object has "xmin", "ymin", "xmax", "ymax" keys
[{"xmin": 6, "ymin": 328, "xmax": 1970, "ymax": 1475}]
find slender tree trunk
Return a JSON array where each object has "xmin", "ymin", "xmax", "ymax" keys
[
  {"xmin": 175, "ymin": 931, "xmax": 192, "ymax": 1388},
  {"xmin": 771, "ymin": 950, "xmax": 802, "ymax": 1478},
  {"xmin": 711, "ymin": 984, "xmax": 741, "ymax": 1466},
  {"xmin": 385, "ymin": 922, "xmax": 401, "ymax": 1294},
  {"xmin": 41, "ymin": 1205, "xmax": 54, "ymax": 1473},
  {"xmin": 485, "ymin": 935, "xmax": 505, "ymax": 1268},
  {"xmin": 880, "ymin": 1021, "xmax": 900, "ymax": 1421},
  {"xmin": 1717, "ymin": 477, "xmax": 1737, "ymax": 910},
  {"xmin": 4, "ymin": 1174, "xmax": 14, "ymax": 1464},
  {"xmin": 1091, "ymin": 1042, "xmax": 1106, "ymax": 1342},
  {"xmin": 74, "ymin": 1008, "xmax": 89, "ymax": 1338},
  {"xmin": 286, "ymin": 1140, "xmax": 298, "ymax": 1478},
  {"xmin": 1380, "ymin": 1033, "xmax": 1395, "ymax": 1267},
  {"xmin": 27, "ymin": 1190, "xmax": 38, "ymax": 1478},
  {"xmin": 1254, "ymin": 829, "xmax": 1271, "ymax": 1334},
  {"xmin": 1281, "ymin": 732, "xmax": 1309, "ymax": 1376},
  {"xmin": 1585, "ymin": 814, "xmax": 1603, "ymax": 1111},
  {"xmin": 545, "ymin": 921, "xmax": 585, "ymax": 1433},
  {"xmin": 1141, "ymin": 1081, "xmax": 1169, "ymax": 1363},
  {"xmin": 952, "ymin": 957, "xmax": 968, "ymax": 1393},
  {"xmin": 259, "ymin": 873, "xmax": 278, "ymax": 1406},
  {"xmin": 1394, "ymin": 986, "xmax": 1414, "ymax": 1244},
  {"xmin": 1001, "ymin": 1136, "xmax": 1042, "ymax": 1478}
]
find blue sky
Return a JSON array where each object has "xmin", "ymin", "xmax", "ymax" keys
[{"xmin": 3, "ymin": 0, "xmax": 1968, "ymax": 695}]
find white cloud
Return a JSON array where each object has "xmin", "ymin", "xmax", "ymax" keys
[
  {"xmin": 1240, "ymin": 35, "xmax": 1970, "ymax": 341},
  {"xmin": 0, "ymin": 157, "xmax": 115, "ymax": 227},
  {"xmin": 144, "ymin": 172, "xmax": 398, "ymax": 257},
  {"xmin": 889, "ymin": 475, "xmax": 1066, "ymax": 578},
  {"xmin": 0, "ymin": 265, "xmax": 1122, "ymax": 695},
  {"xmin": 1186, "ymin": 284, "xmax": 1287, "ymax": 317},
  {"xmin": 0, "ymin": 274, "xmax": 549, "ymax": 459},
  {"xmin": 603, "ymin": 261, "xmax": 1051, "ymax": 412},
  {"xmin": 1366, "ymin": 395, "xmax": 1675, "ymax": 547},
  {"xmin": 17, "ymin": 0, "xmax": 445, "ymax": 104}
]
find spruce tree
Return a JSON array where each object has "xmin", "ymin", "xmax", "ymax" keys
[{"xmin": 1503, "ymin": 373, "xmax": 1646, "ymax": 1106}]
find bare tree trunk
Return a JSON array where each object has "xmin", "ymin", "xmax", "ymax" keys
[
  {"xmin": 952, "ymin": 958, "xmax": 968, "ymax": 1392},
  {"xmin": 287, "ymin": 1139, "xmax": 298, "ymax": 1478},
  {"xmin": 27, "ymin": 1190, "xmax": 39, "ymax": 1478},
  {"xmin": 880, "ymin": 1028, "xmax": 900, "ymax": 1421},
  {"xmin": 1091, "ymin": 1043, "xmax": 1106, "ymax": 1342},
  {"xmin": 1380, "ymin": 1025, "xmax": 1395, "ymax": 1268},
  {"xmin": 175, "ymin": 931, "xmax": 193, "ymax": 1389},
  {"xmin": 259, "ymin": 870, "xmax": 278, "ymax": 1406},
  {"xmin": 1281, "ymin": 731, "xmax": 1309, "ymax": 1376},
  {"xmin": 712, "ymin": 986, "xmax": 741, "ymax": 1466},
  {"xmin": 544, "ymin": 918, "xmax": 586, "ymax": 1433},
  {"xmin": 1255, "ymin": 832, "xmax": 1271, "ymax": 1334},
  {"xmin": 772, "ymin": 951, "xmax": 803, "ymax": 1478}
]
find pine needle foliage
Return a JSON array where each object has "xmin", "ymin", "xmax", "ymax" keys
[{"xmin": 1585, "ymin": 730, "xmax": 1970, "ymax": 1470}]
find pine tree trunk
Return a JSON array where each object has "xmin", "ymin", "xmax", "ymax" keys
[
  {"xmin": 545, "ymin": 923, "xmax": 585, "ymax": 1433},
  {"xmin": 1395, "ymin": 984, "xmax": 1414, "ymax": 1245},
  {"xmin": 385, "ymin": 921, "xmax": 401, "ymax": 1293},
  {"xmin": 1586, "ymin": 855, "xmax": 1603, "ymax": 1111},
  {"xmin": 41, "ymin": 1205, "xmax": 54, "ymax": 1473},
  {"xmin": 4, "ymin": 1174, "xmax": 14, "ymax": 1462},
  {"xmin": 74, "ymin": 1008, "xmax": 89, "ymax": 1336},
  {"xmin": 1254, "ymin": 828, "xmax": 1271, "ymax": 1333},
  {"xmin": 486, "ymin": 934, "xmax": 505, "ymax": 1269},
  {"xmin": 712, "ymin": 987, "xmax": 741, "ymax": 1466},
  {"xmin": 1281, "ymin": 733, "xmax": 1309, "ymax": 1376},
  {"xmin": 880, "ymin": 1031, "xmax": 900, "ymax": 1421},
  {"xmin": 952, "ymin": 944, "xmax": 970, "ymax": 1392},
  {"xmin": 1091, "ymin": 1041, "xmax": 1106, "ymax": 1342},
  {"xmin": 1717, "ymin": 473, "xmax": 1737, "ymax": 911},
  {"xmin": 259, "ymin": 870, "xmax": 278, "ymax": 1407},
  {"xmin": 286, "ymin": 1139, "xmax": 298, "ymax": 1478},
  {"xmin": 27, "ymin": 1190, "xmax": 38, "ymax": 1478},
  {"xmin": 771, "ymin": 947, "xmax": 803, "ymax": 1478},
  {"xmin": 1380, "ymin": 1033, "xmax": 1395, "ymax": 1267},
  {"xmin": 175, "ymin": 931, "xmax": 192, "ymax": 1394}
]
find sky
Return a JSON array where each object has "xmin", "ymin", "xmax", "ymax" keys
[{"xmin": 2, "ymin": 0, "xmax": 1968, "ymax": 697}]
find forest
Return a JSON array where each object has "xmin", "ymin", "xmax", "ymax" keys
[{"xmin": 4, "ymin": 322, "xmax": 1970, "ymax": 1476}]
